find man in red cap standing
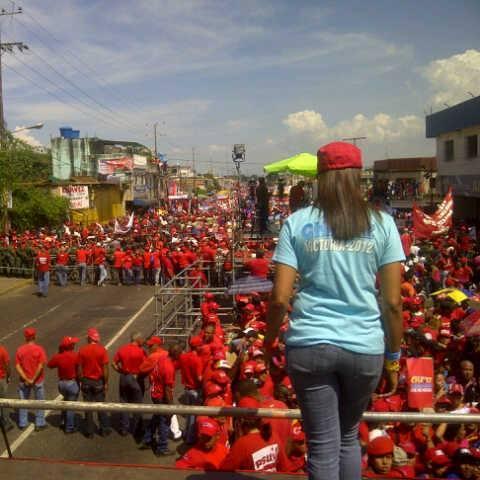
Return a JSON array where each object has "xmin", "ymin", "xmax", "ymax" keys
[
  {"xmin": 47, "ymin": 336, "xmax": 80, "ymax": 433},
  {"xmin": 15, "ymin": 327, "xmax": 47, "ymax": 431},
  {"xmin": 35, "ymin": 246, "xmax": 51, "ymax": 297},
  {"xmin": 77, "ymin": 328, "xmax": 111, "ymax": 438},
  {"xmin": 113, "ymin": 332, "xmax": 146, "ymax": 437}
]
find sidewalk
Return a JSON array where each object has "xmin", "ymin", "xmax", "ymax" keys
[{"xmin": 0, "ymin": 276, "xmax": 32, "ymax": 296}]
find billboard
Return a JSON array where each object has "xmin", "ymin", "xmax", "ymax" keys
[
  {"xmin": 98, "ymin": 156, "xmax": 133, "ymax": 175},
  {"xmin": 60, "ymin": 185, "xmax": 89, "ymax": 209}
]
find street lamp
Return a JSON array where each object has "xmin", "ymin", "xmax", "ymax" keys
[{"xmin": 12, "ymin": 123, "xmax": 44, "ymax": 134}]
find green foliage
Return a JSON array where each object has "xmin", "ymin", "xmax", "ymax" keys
[
  {"xmin": 202, "ymin": 173, "xmax": 221, "ymax": 193},
  {"xmin": 9, "ymin": 186, "xmax": 69, "ymax": 231}
]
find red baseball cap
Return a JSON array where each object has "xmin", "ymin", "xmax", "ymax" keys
[
  {"xmin": 146, "ymin": 336, "xmax": 163, "ymax": 346},
  {"xmin": 291, "ymin": 423, "xmax": 306, "ymax": 442},
  {"xmin": 317, "ymin": 141, "xmax": 362, "ymax": 172},
  {"xmin": 211, "ymin": 370, "xmax": 230, "ymax": 385},
  {"xmin": 197, "ymin": 417, "xmax": 219, "ymax": 437},
  {"xmin": 255, "ymin": 363, "xmax": 267, "ymax": 374},
  {"xmin": 242, "ymin": 361, "xmax": 256, "ymax": 375},
  {"xmin": 425, "ymin": 448, "xmax": 450, "ymax": 465},
  {"xmin": 205, "ymin": 397, "xmax": 225, "ymax": 407},
  {"xmin": 60, "ymin": 336, "xmax": 79, "ymax": 348},
  {"xmin": 367, "ymin": 436, "xmax": 394, "ymax": 456},
  {"xmin": 204, "ymin": 382, "xmax": 223, "ymax": 397},
  {"xmin": 24, "ymin": 327, "xmax": 36, "ymax": 339},
  {"xmin": 87, "ymin": 328, "xmax": 100, "ymax": 342},
  {"xmin": 189, "ymin": 336, "xmax": 203, "ymax": 348}
]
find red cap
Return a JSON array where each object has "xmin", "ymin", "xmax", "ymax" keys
[
  {"xmin": 425, "ymin": 448, "xmax": 450, "ymax": 465},
  {"xmin": 189, "ymin": 336, "xmax": 203, "ymax": 348},
  {"xmin": 399, "ymin": 441, "xmax": 417, "ymax": 456},
  {"xmin": 211, "ymin": 370, "xmax": 230, "ymax": 385},
  {"xmin": 367, "ymin": 436, "xmax": 394, "ymax": 456},
  {"xmin": 24, "ymin": 327, "xmax": 36, "ymax": 339},
  {"xmin": 210, "ymin": 302, "xmax": 219, "ymax": 311},
  {"xmin": 197, "ymin": 417, "xmax": 219, "ymax": 437},
  {"xmin": 255, "ymin": 362, "xmax": 267, "ymax": 374},
  {"xmin": 146, "ymin": 336, "xmax": 163, "ymax": 346},
  {"xmin": 242, "ymin": 361, "xmax": 256, "ymax": 375},
  {"xmin": 87, "ymin": 328, "xmax": 100, "ymax": 342},
  {"xmin": 60, "ymin": 336, "xmax": 79, "ymax": 348},
  {"xmin": 291, "ymin": 423, "xmax": 306, "ymax": 442},
  {"xmin": 450, "ymin": 384, "xmax": 464, "ymax": 396},
  {"xmin": 237, "ymin": 396, "xmax": 260, "ymax": 409},
  {"xmin": 205, "ymin": 397, "xmax": 225, "ymax": 407},
  {"xmin": 317, "ymin": 141, "xmax": 362, "ymax": 172},
  {"xmin": 212, "ymin": 349, "xmax": 226, "ymax": 361}
]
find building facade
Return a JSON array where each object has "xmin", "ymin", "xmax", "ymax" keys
[{"xmin": 426, "ymin": 96, "xmax": 480, "ymax": 219}]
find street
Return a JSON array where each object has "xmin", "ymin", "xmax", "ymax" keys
[{"xmin": 0, "ymin": 281, "xmax": 182, "ymax": 466}]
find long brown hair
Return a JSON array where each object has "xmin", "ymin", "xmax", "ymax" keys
[{"xmin": 314, "ymin": 168, "xmax": 372, "ymax": 241}]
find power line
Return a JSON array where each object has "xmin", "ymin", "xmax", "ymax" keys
[
  {"xmin": 21, "ymin": 10, "xmax": 147, "ymax": 117},
  {"xmin": 15, "ymin": 17, "xmax": 146, "ymax": 128}
]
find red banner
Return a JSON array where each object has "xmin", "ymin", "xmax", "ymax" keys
[
  {"xmin": 412, "ymin": 188, "xmax": 453, "ymax": 239},
  {"xmin": 406, "ymin": 357, "xmax": 434, "ymax": 410}
]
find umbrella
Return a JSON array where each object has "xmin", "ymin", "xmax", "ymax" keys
[
  {"xmin": 227, "ymin": 275, "xmax": 273, "ymax": 295},
  {"xmin": 431, "ymin": 288, "xmax": 469, "ymax": 305},
  {"xmin": 284, "ymin": 152, "xmax": 317, "ymax": 177},
  {"xmin": 264, "ymin": 156, "xmax": 294, "ymax": 174}
]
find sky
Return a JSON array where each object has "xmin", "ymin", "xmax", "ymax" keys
[{"xmin": 2, "ymin": 0, "xmax": 479, "ymax": 174}]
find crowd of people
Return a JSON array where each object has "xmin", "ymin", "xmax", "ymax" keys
[{"xmin": 2, "ymin": 168, "xmax": 480, "ymax": 478}]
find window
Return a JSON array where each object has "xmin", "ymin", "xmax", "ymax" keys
[
  {"xmin": 466, "ymin": 135, "xmax": 478, "ymax": 159},
  {"xmin": 444, "ymin": 140, "xmax": 454, "ymax": 162}
]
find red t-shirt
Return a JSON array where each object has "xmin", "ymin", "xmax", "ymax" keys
[
  {"xmin": 0, "ymin": 346, "xmax": 10, "ymax": 379},
  {"xmin": 113, "ymin": 250, "xmax": 125, "ymax": 268},
  {"xmin": 113, "ymin": 343, "xmax": 146, "ymax": 374},
  {"xmin": 15, "ymin": 343, "xmax": 47, "ymax": 383},
  {"xmin": 35, "ymin": 252, "xmax": 51, "ymax": 272},
  {"xmin": 258, "ymin": 375, "xmax": 275, "ymax": 399},
  {"xmin": 76, "ymin": 249, "xmax": 88, "ymax": 263},
  {"xmin": 220, "ymin": 432, "xmax": 288, "ymax": 472},
  {"xmin": 150, "ymin": 356, "xmax": 175, "ymax": 400},
  {"xmin": 259, "ymin": 398, "xmax": 291, "ymax": 445},
  {"xmin": 138, "ymin": 349, "xmax": 169, "ymax": 375},
  {"xmin": 245, "ymin": 258, "xmax": 270, "ymax": 279},
  {"xmin": 78, "ymin": 343, "xmax": 109, "ymax": 380},
  {"xmin": 176, "ymin": 442, "xmax": 228, "ymax": 470},
  {"xmin": 56, "ymin": 252, "xmax": 69, "ymax": 266},
  {"xmin": 178, "ymin": 351, "xmax": 203, "ymax": 390},
  {"xmin": 47, "ymin": 350, "xmax": 79, "ymax": 380}
]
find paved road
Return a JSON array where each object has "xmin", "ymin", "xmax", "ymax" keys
[{"xmin": 0, "ymin": 280, "xmax": 189, "ymax": 466}]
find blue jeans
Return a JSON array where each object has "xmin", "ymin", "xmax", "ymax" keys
[
  {"xmin": 58, "ymin": 380, "xmax": 79, "ymax": 432},
  {"xmin": 37, "ymin": 271, "xmax": 49, "ymax": 297},
  {"xmin": 133, "ymin": 266, "xmax": 142, "ymax": 285},
  {"xmin": 143, "ymin": 398, "xmax": 170, "ymax": 453},
  {"xmin": 56, "ymin": 265, "xmax": 68, "ymax": 286},
  {"xmin": 78, "ymin": 263, "xmax": 87, "ymax": 285},
  {"xmin": 123, "ymin": 268, "xmax": 133, "ymax": 285},
  {"xmin": 287, "ymin": 344, "xmax": 383, "ymax": 480},
  {"xmin": 18, "ymin": 382, "xmax": 46, "ymax": 428},
  {"xmin": 97, "ymin": 264, "xmax": 107, "ymax": 285},
  {"xmin": 183, "ymin": 388, "xmax": 202, "ymax": 444},
  {"xmin": 81, "ymin": 378, "xmax": 109, "ymax": 435},
  {"xmin": 119, "ymin": 374, "xmax": 144, "ymax": 433}
]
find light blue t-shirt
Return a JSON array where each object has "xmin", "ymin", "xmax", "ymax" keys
[{"xmin": 273, "ymin": 206, "xmax": 405, "ymax": 354}]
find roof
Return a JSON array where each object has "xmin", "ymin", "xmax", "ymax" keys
[
  {"xmin": 426, "ymin": 95, "xmax": 480, "ymax": 137},
  {"xmin": 373, "ymin": 157, "xmax": 436, "ymax": 172}
]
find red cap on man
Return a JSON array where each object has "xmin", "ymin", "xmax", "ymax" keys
[
  {"xmin": 146, "ymin": 336, "xmax": 163, "ymax": 346},
  {"xmin": 87, "ymin": 327, "xmax": 100, "ymax": 342},
  {"xmin": 24, "ymin": 327, "xmax": 36, "ymax": 339},
  {"xmin": 60, "ymin": 336, "xmax": 79, "ymax": 348},
  {"xmin": 197, "ymin": 417, "xmax": 220, "ymax": 437},
  {"xmin": 367, "ymin": 436, "xmax": 394, "ymax": 456}
]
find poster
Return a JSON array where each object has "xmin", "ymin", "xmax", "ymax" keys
[{"xmin": 60, "ymin": 185, "xmax": 89, "ymax": 210}]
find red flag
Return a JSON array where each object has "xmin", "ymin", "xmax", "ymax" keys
[
  {"xmin": 412, "ymin": 188, "xmax": 453, "ymax": 239},
  {"xmin": 406, "ymin": 357, "xmax": 434, "ymax": 409}
]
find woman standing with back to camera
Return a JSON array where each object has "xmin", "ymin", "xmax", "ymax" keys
[{"xmin": 264, "ymin": 142, "xmax": 404, "ymax": 480}]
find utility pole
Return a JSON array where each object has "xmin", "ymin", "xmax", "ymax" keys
[
  {"xmin": 153, "ymin": 122, "xmax": 158, "ymax": 158},
  {"xmin": 0, "ymin": 5, "xmax": 27, "ymax": 144},
  {"xmin": 342, "ymin": 136, "xmax": 367, "ymax": 146}
]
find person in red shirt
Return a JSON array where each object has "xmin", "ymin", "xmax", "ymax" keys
[
  {"xmin": 77, "ymin": 328, "xmax": 111, "ymax": 438},
  {"xmin": 0, "ymin": 342, "xmax": 13, "ymax": 431},
  {"xmin": 122, "ymin": 249, "xmax": 134, "ymax": 285},
  {"xmin": 55, "ymin": 246, "xmax": 70, "ymax": 287},
  {"xmin": 35, "ymin": 247, "xmax": 51, "ymax": 297},
  {"xmin": 142, "ymin": 249, "xmax": 152, "ymax": 284},
  {"xmin": 112, "ymin": 246, "xmax": 125, "ymax": 285},
  {"xmin": 75, "ymin": 245, "xmax": 89, "ymax": 286},
  {"xmin": 113, "ymin": 332, "xmax": 146, "ymax": 437},
  {"xmin": 16, "ymin": 327, "xmax": 48, "ymax": 430},
  {"xmin": 178, "ymin": 337, "xmax": 204, "ymax": 444},
  {"xmin": 139, "ymin": 343, "xmax": 182, "ymax": 456},
  {"xmin": 47, "ymin": 336, "xmax": 80, "ymax": 433},
  {"xmin": 245, "ymin": 249, "xmax": 270, "ymax": 279},
  {"xmin": 283, "ymin": 421, "xmax": 307, "ymax": 473},
  {"xmin": 176, "ymin": 417, "xmax": 228, "ymax": 470},
  {"xmin": 93, "ymin": 243, "xmax": 107, "ymax": 287},
  {"xmin": 132, "ymin": 249, "xmax": 144, "ymax": 286},
  {"xmin": 219, "ymin": 396, "xmax": 288, "ymax": 472}
]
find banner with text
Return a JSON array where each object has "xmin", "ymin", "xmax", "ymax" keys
[
  {"xmin": 60, "ymin": 185, "xmax": 89, "ymax": 210},
  {"xmin": 413, "ymin": 188, "xmax": 453, "ymax": 239},
  {"xmin": 406, "ymin": 357, "xmax": 434, "ymax": 410}
]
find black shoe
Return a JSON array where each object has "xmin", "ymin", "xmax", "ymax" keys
[
  {"xmin": 85, "ymin": 432, "xmax": 94, "ymax": 439},
  {"xmin": 118, "ymin": 429, "xmax": 129, "ymax": 437},
  {"xmin": 98, "ymin": 428, "xmax": 112, "ymax": 437},
  {"xmin": 154, "ymin": 449, "xmax": 175, "ymax": 457},
  {"xmin": 34, "ymin": 424, "xmax": 48, "ymax": 432}
]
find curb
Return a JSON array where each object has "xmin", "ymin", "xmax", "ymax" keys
[{"xmin": 0, "ymin": 278, "xmax": 33, "ymax": 297}]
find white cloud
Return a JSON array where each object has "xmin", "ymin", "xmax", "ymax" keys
[
  {"xmin": 283, "ymin": 110, "xmax": 423, "ymax": 143},
  {"xmin": 423, "ymin": 49, "xmax": 480, "ymax": 107},
  {"xmin": 12, "ymin": 127, "xmax": 44, "ymax": 148}
]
